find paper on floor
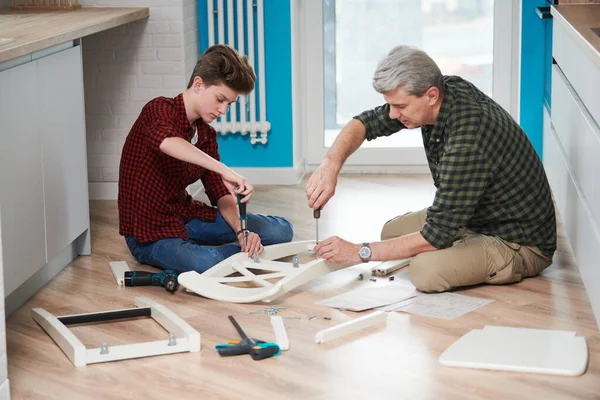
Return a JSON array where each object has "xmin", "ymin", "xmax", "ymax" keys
[
  {"xmin": 317, "ymin": 282, "xmax": 418, "ymax": 311},
  {"xmin": 388, "ymin": 292, "xmax": 493, "ymax": 320}
]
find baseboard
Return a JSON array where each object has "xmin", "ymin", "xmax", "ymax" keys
[
  {"xmin": 89, "ymin": 165, "xmax": 429, "ymax": 200},
  {"xmin": 308, "ymin": 164, "xmax": 431, "ymax": 174},
  {"xmin": 234, "ymin": 166, "xmax": 306, "ymax": 185},
  {"xmin": 88, "ymin": 166, "xmax": 307, "ymax": 200},
  {"xmin": 0, "ymin": 378, "xmax": 9, "ymax": 400}
]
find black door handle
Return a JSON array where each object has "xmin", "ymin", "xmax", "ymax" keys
[{"xmin": 536, "ymin": 6, "xmax": 552, "ymax": 19}]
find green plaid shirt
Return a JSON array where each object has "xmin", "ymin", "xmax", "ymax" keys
[{"xmin": 355, "ymin": 75, "xmax": 556, "ymax": 258}]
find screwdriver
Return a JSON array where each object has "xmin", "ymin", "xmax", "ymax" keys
[
  {"xmin": 237, "ymin": 194, "xmax": 248, "ymax": 250},
  {"xmin": 314, "ymin": 208, "xmax": 321, "ymax": 244}
]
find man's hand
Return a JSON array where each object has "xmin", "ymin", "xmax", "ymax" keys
[
  {"xmin": 220, "ymin": 168, "xmax": 253, "ymax": 202},
  {"xmin": 305, "ymin": 161, "xmax": 339, "ymax": 210},
  {"xmin": 314, "ymin": 236, "xmax": 361, "ymax": 264},
  {"xmin": 238, "ymin": 231, "xmax": 264, "ymax": 257}
]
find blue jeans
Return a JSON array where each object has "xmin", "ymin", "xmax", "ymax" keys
[{"xmin": 125, "ymin": 213, "xmax": 293, "ymax": 274}]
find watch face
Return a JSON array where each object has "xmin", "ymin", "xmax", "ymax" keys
[{"xmin": 359, "ymin": 246, "xmax": 371, "ymax": 258}]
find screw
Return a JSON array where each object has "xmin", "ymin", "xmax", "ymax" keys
[
  {"xmin": 253, "ymin": 251, "xmax": 260, "ymax": 263},
  {"xmin": 308, "ymin": 315, "xmax": 316, "ymax": 320},
  {"xmin": 369, "ymin": 278, "xmax": 376, "ymax": 282},
  {"xmin": 100, "ymin": 342, "xmax": 109, "ymax": 355},
  {"xmin": 292, "ymin": 256, "xmax": 300, "ymax": 268},
  {"xmin": 324, "ymin": 317, "xmax": 331, "ymax": 320},
  {"xmin": 389, "ymin": 276, "xmax": 395, "ymax": 281}
]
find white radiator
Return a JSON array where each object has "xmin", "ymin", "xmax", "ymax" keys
[{"xmin": 207, "ymin": 0, "xmax": 271, "ymax": 145}]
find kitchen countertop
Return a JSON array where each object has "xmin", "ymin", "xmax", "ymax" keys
[
  {"xmin": 0, "ymin": 7, "xmax": 149, "ymax": 63},
  {"xmin": 552, "ymin": 4, "xmax": 600, "ymax": 67}
]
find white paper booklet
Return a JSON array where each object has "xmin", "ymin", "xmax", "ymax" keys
[
  {"xmin": 389, "ymin": 292, "xmax": 493, "ymax": 320},
  {"xmin": 317, "ymin": 282, "xmax": 418, "ymax": 312}
]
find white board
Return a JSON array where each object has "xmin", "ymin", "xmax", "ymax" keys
[{"xmin": 439, "ymin": 325, "xmax": 588, "ymax": 376}]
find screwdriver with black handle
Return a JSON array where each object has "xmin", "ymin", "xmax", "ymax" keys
[{"xmin": 237, "ymin": 194, "xmax": 248, "ymax": 250}]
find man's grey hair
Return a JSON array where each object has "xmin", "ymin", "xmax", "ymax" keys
[{"xmin": 373, "ymin": 45, "xmax": 444, "ymax": 97}]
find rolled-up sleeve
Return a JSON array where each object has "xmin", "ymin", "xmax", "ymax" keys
[
  {"xmin": 145, "ymin": 110, "xmax": 185, "ymax": 152},
  {"xmin": 354, "ymin": 104, "xmax": 404, "ymax": 141},
  {"xmin": 421, "ymin": 145, "xmax": 493, "ymax": 249}
]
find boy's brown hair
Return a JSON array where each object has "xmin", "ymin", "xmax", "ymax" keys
[{"xmin": 187, "ymin": 44, "xmax": 256, "ymax": 94}]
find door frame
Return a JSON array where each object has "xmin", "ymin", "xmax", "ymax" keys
[{"xmin": 297, "ymin": 0, "xmax": 522, "ymax": 168}]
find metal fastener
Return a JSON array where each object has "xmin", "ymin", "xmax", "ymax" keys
[
  {"xmin": 168, "ymin": 333, "xmax": 177, "ymax": 346},
  {"xmin": 100, "ymin": 342, "xmax": 109, "ymax": 355}
]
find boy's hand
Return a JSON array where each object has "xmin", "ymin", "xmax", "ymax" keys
[
  {"xmin": 238, "ymin": 231, "xmax": 264, "ymax": 257},
  {"xmin": 221, "ymin": 168, "xmax": 253, "ymax": 202}
]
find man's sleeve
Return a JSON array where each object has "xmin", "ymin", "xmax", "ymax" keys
[
  {"xmin": 420, "ymin": 145, "xmax": 493, "ymax": 249},
  {"xmin": 199, "ymin": 127, "xmax": 229, "ymax": 206},
  {"xmin": 353, "ymin": 103, "xmax": 405, "ymax": 141}
]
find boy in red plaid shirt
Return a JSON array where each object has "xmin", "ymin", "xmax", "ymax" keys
[{"xmin": 118, "ymin": 45, "xmax": 293, "ymax": 274}]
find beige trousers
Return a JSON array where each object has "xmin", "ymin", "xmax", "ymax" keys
[{"xmin": 380, "ymin": 208, "xmax": 553, "ymax": 292}]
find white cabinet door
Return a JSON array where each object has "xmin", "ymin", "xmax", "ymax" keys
[
  {"xmin": 0, "ymin": 61, "xmax": 47, "ymax": 296},
  {"xmin": 37, "ymin": 45, "xmax": 90, "ymax": 261}
]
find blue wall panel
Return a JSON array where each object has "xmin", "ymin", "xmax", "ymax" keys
[
  {"xmin": 520, "ymin": 0, "xmax": 552, "ymax": 158},
  {"xmin": 197, "ymin": 0, "xmax": 293, "ymax": 168}
]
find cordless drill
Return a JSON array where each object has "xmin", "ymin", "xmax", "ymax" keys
[{"xmin": 124, "ymin": 270, "xmax": 179, "ymax": 292}]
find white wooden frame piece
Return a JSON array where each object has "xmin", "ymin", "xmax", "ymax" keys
[
  {"xmin": 178, "ymin": 240, "xmax": 358, "ymax": 303},
  {"xmin": 31, "ymin": 296, "xmax": 201, "ymax": 367},
  {"xmin": 109, "ymin": 260, "xmax": 131, "ymax": 285},
  {"xmin": 270, "ymin": 316, "xmax": 289, "ymax": 351},
  {"xmin": 371, "ymin": 258, "xmax": 411, "ymax": 277},
  {"xmin": 315, "ymin": 311, "xmax": 387, "ymax": 344}
]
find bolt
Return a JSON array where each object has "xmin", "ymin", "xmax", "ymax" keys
[
  {"xmin": 324, "ymin": 317, "xmax": 331, "ymax": 320},
  {"xmin": 389, "ymin": 276, "xmax": 395, "ymax": 281},
  {"xmin": 100, "ymin": 342, "xmax": 109, "ymax": 355},
  {"xmin": 369, "ymin": 278, "xmax": 376, "ymax": 282},
  {"xmin": 253, "ymin": 251, "xmax": 260, "ymax": 263},
  {"xmin": 292, "ymin": 256, "xmax": 300, "ymax": 268}
]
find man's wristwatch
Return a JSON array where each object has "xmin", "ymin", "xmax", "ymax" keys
[{"xmin": 358, "ymin": 243, "xmax": 372, "ymax": 263}]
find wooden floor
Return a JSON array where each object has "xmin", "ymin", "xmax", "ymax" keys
[{"xmin": 6, "ymin": 175, "xmax": 600, "ymax": 400}]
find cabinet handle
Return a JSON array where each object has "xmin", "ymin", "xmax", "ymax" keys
[{"xmin": 536, "ymin": 6, "xmax": 552, "ymax": 19}]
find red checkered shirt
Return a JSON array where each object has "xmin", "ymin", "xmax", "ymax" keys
[{"xmin": 118, "ymin": 94, "xmax": 229, "ymax": 242}]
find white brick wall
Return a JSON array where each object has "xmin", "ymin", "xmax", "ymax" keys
[{"xmin": 81, "ymin": 0, "xmax": 199, "ymax": 186}]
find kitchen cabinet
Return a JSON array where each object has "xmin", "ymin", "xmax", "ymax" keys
[
  {"xmin": 0, "ymin": 43, "xmax": 90, "ymax": 304},
  {"xmin": 543, "ymin": 6, "xmax": 600, "ymax": 329},
  {"xmin": 0, "ymin": 59, "xmax": 48, "ymax": 297}
]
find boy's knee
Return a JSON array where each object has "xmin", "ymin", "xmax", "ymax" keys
[
  {"xmin": 270, "ymin": 218, "xmax": 294, "ymax": 244},
  {"xmin": 409, "ymin": 254, "xmax": 449, "ymax": 293},
  {"xmin": 281, "ymin": 219, "xmax": 294, "ymax": 242}
]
